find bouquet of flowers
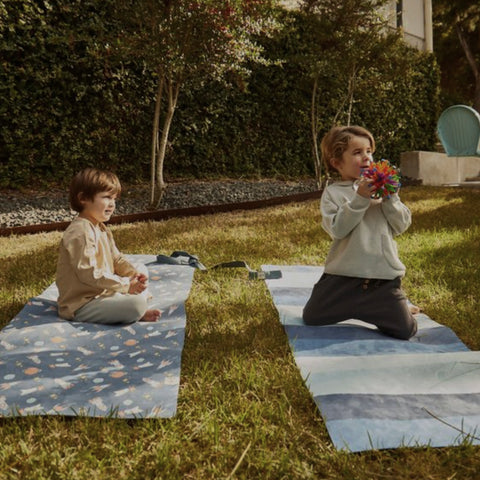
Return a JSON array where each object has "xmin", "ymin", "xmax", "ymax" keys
[{"xmin": 361, "ymin": 159, "xmax": 401, "ymax": 199}]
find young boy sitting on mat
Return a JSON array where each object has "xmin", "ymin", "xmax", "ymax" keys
[
  {"xmin": 56, "ymin": 168, "xmax": 161, "ymax": 324},
  {"xmin": 302, "ymin": 125, "xmax": 418, "ymax": 340}
]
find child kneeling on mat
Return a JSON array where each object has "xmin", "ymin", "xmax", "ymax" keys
[
  {"xmin": 56, "ymin": 168, "xmax": 161, "ymax": 324},
  {"xmin": 303, "ymin": 126, "xmax": 417, "ymax": 340}
]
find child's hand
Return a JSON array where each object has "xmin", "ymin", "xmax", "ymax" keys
[
  {"xmin": 356, "ymin": 178, "xmax": 376, "ymax": 199},
  {"xmin": 128, "ymin": 275, "xmax": 147, "ymax": 295},
  {"xmin": 135, "ymin": 273, "xmax": 148, "ymax": 285}
]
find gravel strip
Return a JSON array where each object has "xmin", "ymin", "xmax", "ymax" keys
[{"xmin": 0, "ymin": 179, "xmax": 318, "ymax": 228}]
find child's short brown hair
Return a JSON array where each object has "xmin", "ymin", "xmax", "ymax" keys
[
  {"xmin": 321, "ymin": 126, "xmax": 375, "ymax": 174},
  {"xmin": 69, "ymin": 168, "xmax": 122, "ymax": 213}
]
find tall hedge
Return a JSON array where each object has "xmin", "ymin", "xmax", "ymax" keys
[
  {"xmin": 169, "ymin": 11, "xmax": 440, "ymax": 176},
  {"xmin": 0, "ymin": 0, "xmax": 155, "ymax": 188},
  {"xmin": 0, "ymin": 1, "xmax": 439, "ymax": 188}
]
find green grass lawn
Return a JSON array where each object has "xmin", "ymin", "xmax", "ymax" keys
[{"xmin": 1, "ymin": 186, "xmax": 480, "ymax": 479}]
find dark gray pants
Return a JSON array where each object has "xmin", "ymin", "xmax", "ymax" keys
[{"xmin": 302, "ymin": 273, "xmax": 417, "ymax": 340}]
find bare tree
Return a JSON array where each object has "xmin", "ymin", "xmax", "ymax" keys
[
  {"xmin": 299, "ymin": 0, "xmax": 390, "ymax": 187},
  {"xmin": 115, "ymin": 0, "xmax": 277, "ymax": 208},
  {"xmin": 433, "ymin": 1, "xmax": 480, "ymax": 111}
]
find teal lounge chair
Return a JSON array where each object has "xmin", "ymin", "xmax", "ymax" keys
[{"xmin": 437, "ymin": 105, "xmax": 480, "ymax": 157}]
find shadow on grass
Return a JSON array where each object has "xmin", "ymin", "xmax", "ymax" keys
[
  {"xmin": 404, "ymin": 231, "xmax": 480, "ymax": 349},
  {"xmin": 405, "ymin": 187, "xmax": 480, "ymax": 232},
  {"xmin": 183, "ymin": 277, "xmax": 291, "ymax": 363},
  {"xmin": 0, "ymin": 244, "xmax": 57, "ymax": 328}
]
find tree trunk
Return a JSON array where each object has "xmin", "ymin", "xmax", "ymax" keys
[
  {"xmin": 474, "ymin": 80, "xmax": 480, "ymax": 114},
  {"xmin": 346, "ymin": 65, "xmax": 357, "ymax": 127},
  {"xmin": 333, "ymin": 65, "xmax": 357, "ymax": 127},
  {"xmin": 456, "ymin": 23, "xmax": 480, "ymax": 112},
  {"xmin": 150, "ymin": 75, "xmax": 164, "ymax": 206},
  {"xmin": 151, "ymin": 79, "xmax": 180, "ymax": 209}
]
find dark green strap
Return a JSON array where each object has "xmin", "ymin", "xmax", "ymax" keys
[
  {"xmin": 210, "ymin": 260, "xmax": 282, "ymax": 280},
  {"xmin": 156, "ymin": 251, "xmax": 207, "ymax": 270},
  {"xmin": 155, "ymin": 252, "xmax": 281, "ymax": 279}
]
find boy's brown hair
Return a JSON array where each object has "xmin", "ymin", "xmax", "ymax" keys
[
  {"xmin": 321, "ymin": 126, "xmax": 375, "ymax": 174},
  {"xmin": 69, "ymin": 168, "xmax": 122, "ymax": 213}
]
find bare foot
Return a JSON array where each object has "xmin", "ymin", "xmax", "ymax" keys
[
  {"xmin": 409, "ymin": 304, "xmax": 421, "ymax": 315},
  {"xmin": 140, "ymin": 309, "xmax": 161, "ymax": 322}
]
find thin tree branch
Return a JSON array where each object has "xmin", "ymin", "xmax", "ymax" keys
[
  {"xmin": 346, "ymin": 65, "xmax": 358, "ymax": 127},
  {"xmin": 456, "ymin": 22, "xmax": 480, "ymax": 111},
  {"xmin": 311, "ymin": 73, "xmax": 322, "ymax": 189},
  {"xmin": 456, "ymin": 23, "xmax": 479, "ymax": 83}
]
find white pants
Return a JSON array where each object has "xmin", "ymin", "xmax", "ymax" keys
[{"xmin": 74, "ymin": 263, "xmax": 150, "ymax": 325}]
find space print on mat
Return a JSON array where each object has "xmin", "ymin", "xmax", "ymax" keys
[{"xmin": 0, "ymin": 255, "xmax": 194, "ymax": 418}]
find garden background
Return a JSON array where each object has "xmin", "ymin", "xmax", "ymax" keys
[
  {"xmin": 1, "ymin": 0, "xmax": 440, "ymax": 189},
  {"xmin": 2, "ymin": 1, "xmax": 480, "ymax": 478}
]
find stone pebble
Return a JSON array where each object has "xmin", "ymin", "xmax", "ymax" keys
[{"xmin": 0, "ymin": 179, "xmax": 318, "ymax": 228}]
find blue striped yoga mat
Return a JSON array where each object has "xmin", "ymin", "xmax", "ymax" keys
[
  {"xmin": 263, "ymin": 264, "xmax": 480, "ymax": 452},
  {"xmin": 0, "ymin": 255, "xmax": 194, "ymax": 418}
]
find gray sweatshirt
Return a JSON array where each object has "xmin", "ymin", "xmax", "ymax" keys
[{"xmin": 320, "ymin": 181, "xmax": 411, "ymax": 280}]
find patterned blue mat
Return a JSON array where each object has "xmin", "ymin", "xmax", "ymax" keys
[
  {"xmin": 0, "ymin": 255, "xmax": 194, "ymax": 418},
  {"xmin": 263, "ymin": 264, "xmax": 480, "ymax": 452}
]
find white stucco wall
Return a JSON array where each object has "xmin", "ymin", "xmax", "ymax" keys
[
  {"xmin": 403, "ymin": 0, "xmax": 427, "ymax": 50},
  {"xmin": 281, "ymin": 0, "xmax": 433, "ymax": 52}
]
